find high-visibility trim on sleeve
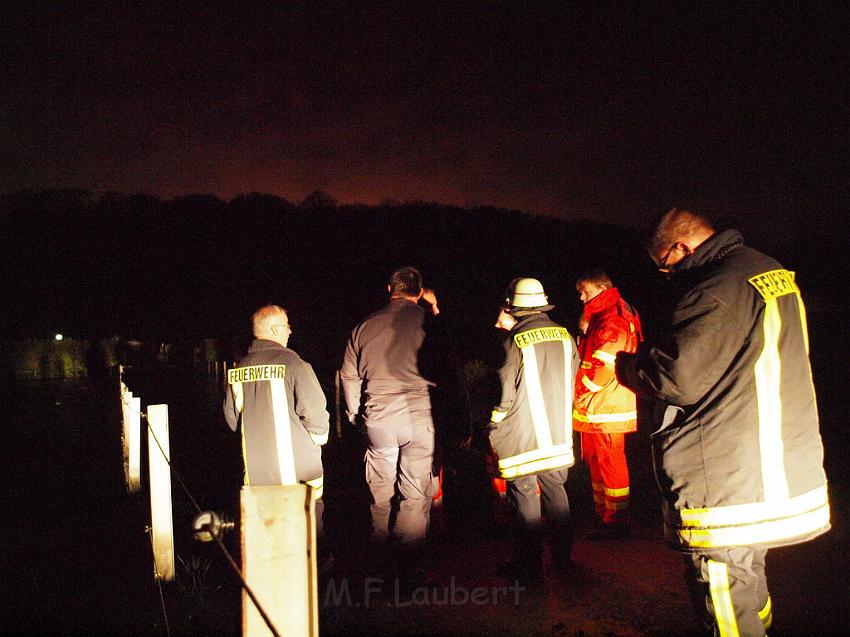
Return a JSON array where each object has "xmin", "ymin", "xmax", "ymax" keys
[
  {"xmin": 605, "ymin": 486, "xmax": 630, "ymax": 497},
  {"xmin": 491, "ymin": 409, "xmax": 508, "ymax": 423},
  {"xmin": 582, "ymin": 375, "xmax": 604, "ymax": 392},
  {"xmin": 573, "ymin": 410, "xmax": 637, "ymax": 424},
  {"xmin": 758, "ymin": 596, "xmax": 773, "ymax": 630},
  {"xmin": 592, "ymin": 349, "xmax": 617, "ymax": 366}
]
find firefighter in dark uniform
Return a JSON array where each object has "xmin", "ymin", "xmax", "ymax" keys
[
  {"xmin": 223, "ymin": 305, "xmax": 330, "ymax": 528},
  {"xmin": 489, "ymin": 278, "xmax": 579, "ymax": 583},
  {"xmin": 340, "ymin": 266, "xmax": 439, "ymax": 556},
  {"xmin": 617, "ymin": 209, "xmax": 830, "ymax": 636}
]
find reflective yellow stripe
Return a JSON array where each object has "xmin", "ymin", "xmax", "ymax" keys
[
  {"xmin": 270, "ymin": 377, "xmax": 297, "ymax": 484},
  {"xmin": 795, "ymin": 288, "xmax": 810, "ymax": 354},
  {"xmin": 520, "ymin": 343, "xmax": 553, "ymax": 449},
  {"xmin": 498, "ymin": 443, "xmax": 574, "ymax": 478},
  {"xmin": 582, "ymin": 375, "xmax": 604, "ymax": 392},
  {"xmin": 305, "ymin": 476, "xmax": 324, "ymax": 499},
  {"xmin": 707, "ymin": 560, "xmax": 740, "ymax": 637},
  {"xmin": 592, "ymin": 349, "xmax": 617, "ymax": 366},
  {"xmin": 754, "ymin": 297, "xmax": 788, "ymax": 501},
  {"xmin": 240, "ymin": 422, "xmax": 250, "ymax": 486},
  {"xmin": 678, "ymin": 485, "xmax": 827, "ymax": 528},
  {"xmin": 573, "ymin": 410, "xmax": 637, "ymax": 423},
  {"xmin": 759, "ymin": 596, "xmax": 773, "ymax": 630},
  {"xmin": 605, "ymin": 500, "xmax": 629, "ymax": 510},
  {"xmin": 605, "ymin": 486, "xmax": 630, "ymax": 497},
  {"xmin": 581, "ymin": 361, "xmax": 592, "ymax": 369},
  {"xmin": 491, "ymin": 409, "xmax": 507, "ymax": 423},
  {"xmin": 232, "ymin": 382, "xmax": 244, "ymax": 414},
  {"xmin": 676, "ymin": 502, "xmax": 830, "ymax": 548},
  {"xmin": 562, "ymin": 339, "xmax": 573, "ymax": 440}
]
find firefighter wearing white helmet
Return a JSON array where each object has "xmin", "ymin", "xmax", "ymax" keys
[{"xmin": 489, "ymin": 278, "xmax": 579, "ymax": 583}]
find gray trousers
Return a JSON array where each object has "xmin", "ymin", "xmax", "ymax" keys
[
  {"xmin": 365, "ymin": 422, "xmax": 435, "ymax": 545},
  {"xmin": 686, "ymin": 546, "xmax": 772, "ymax": 637},
  {"xmin": 506, "ymin": 467, "xmax": 572, "ymax": 573}
]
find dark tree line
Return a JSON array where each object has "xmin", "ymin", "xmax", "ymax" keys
[{"xmin": 2, "ymin": 188, "xmax": 839, "ymax": 381}]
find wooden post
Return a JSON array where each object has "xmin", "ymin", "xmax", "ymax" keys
[
  {"xmin": 147, "ymin": 404, "xmax": 175, "ymax": 581},
  {"xmin": 128, "ymin": 395, "xmax": 141, "ymax": 493},
  {"xmin": 241, "ymin": 485, "xmax": 319, "ymax": 637}
]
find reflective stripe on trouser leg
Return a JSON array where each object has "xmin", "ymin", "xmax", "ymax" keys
[
  {"xmin": 688, "ymin": 547, "xmax": 768, "ymax": 637},
  {"xmin": 581, "ymin": 432, "xmax": 605, "ymax": 519},
  {"xmin": 596, "ymin": 432, "xmax": 630, "ymax": 525}
]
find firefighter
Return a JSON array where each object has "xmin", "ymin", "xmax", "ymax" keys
[
  {"xmin": 489, "ymin": 278, "xmax": 579, "ymax": 583},
  {"xmin": 340, "ymin": 266, "xmax": 439, "ymax": 566},
  {"xmin": 573, "ymin": 269, "xmax": 642, "ymax": 539},
  {"xmin": 222, "ymin": 305, "xmax": 330, "ymax": 532},
  {"xmin": 616, "ymin": 208, "xmax": 830, "ymax": 636}
]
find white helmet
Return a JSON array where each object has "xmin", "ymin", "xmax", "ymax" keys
[{"xmin": 505, "ymin": 277, "xmax": 554, "ymax": 314}]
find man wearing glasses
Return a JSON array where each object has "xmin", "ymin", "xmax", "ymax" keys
[
  {"xmin": 223, "ymin": 304, "xmax": 330, "ymax": 507},
  {"xmin": 616, "ymin": 208, "xmax": 830, "ymax": 636}
]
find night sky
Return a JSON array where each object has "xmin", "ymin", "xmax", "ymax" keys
[{"xmin": 3, "ymin": 3, "xmax": 847, "ymax": 236}]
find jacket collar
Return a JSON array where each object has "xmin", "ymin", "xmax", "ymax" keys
[
  {"xmin": 584, "ymin": 287, "xmax": 622, "ymax": 316},
  {"xmin": 248, "ymin": 338, "xmax": 286, "ymax": 353},
  {"xmin": 671, "ymin": 229, "xmax": 744, "ymax": 274},
  {"xmin": 512, "ymin": 312, "xmax": 550, "ymax": 331}
]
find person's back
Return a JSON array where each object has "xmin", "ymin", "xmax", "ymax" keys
[
  {"xmin": 223, "ymin": 305, "xmax": 329, "ymax": 488},
  {"xmin": 347, "ymin": 297, "xmax": 432, "ymax": 396},
  {"xmin": 616, "ymin": 209, "xmax": 829, "ymax": 636},
  {"xmin": 340, "ymin": 266, "xmax": 438, "ymax": 568}
]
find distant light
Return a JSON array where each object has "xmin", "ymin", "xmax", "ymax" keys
[{"xmin": 55, "ymin": 333, "xmax": 64, "ymax": 341}]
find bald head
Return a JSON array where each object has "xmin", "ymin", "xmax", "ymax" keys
[
  {"xmin": 252, "ymin": 305, "xmax": 291, "ymax": 346},
  {"xmin": 648, "ymin": 208, "xmax": 716, "ymax": 271}
]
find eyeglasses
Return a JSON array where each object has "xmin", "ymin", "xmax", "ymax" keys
[
  {"xmin": 272, "ymin": 323, "xmax": 291, "ymax": 333},
  {"xmin": 657, "ymin": 244, "xmax": 678, "ymax": 271}
]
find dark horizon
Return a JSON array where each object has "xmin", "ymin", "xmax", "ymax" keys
[{"xmin": 3, "ymin": 4, "xmax": 847, "ymax": 233}]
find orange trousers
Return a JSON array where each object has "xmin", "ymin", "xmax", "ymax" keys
[{"xmin": 580, "ymin": 431, "xmax": 630, "ymax": 526}]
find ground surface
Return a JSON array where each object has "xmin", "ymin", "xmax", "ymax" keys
[{"xmin": 2, "ymin": 350, "xmax": 848, "ymax": 636}]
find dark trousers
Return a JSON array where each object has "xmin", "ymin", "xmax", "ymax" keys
[
  {"xmin": 685, "ymin": 546, "xmax": 771, "ymax": 637},
  {"xmin": 506, "ymin": 467, "xmax": 572, "ymax": 574}
]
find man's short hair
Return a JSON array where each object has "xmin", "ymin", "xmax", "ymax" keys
[
  {"xmin": 576, "ymin": 269, "xmax": 613, "ymax": 290},
  {"xmin": 648, "ymin": 208, "xmax": 715, "ymax": 257},
  {"xmin": 252, "ymin": 305, "xmax": 287, "ymax": 337},
  {"xmin": 388, "ymin": 266, "xmax": 423, "ymax": 297}
]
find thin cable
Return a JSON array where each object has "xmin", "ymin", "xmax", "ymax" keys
[
  {"xmin": 146, "ymin": 525, "xmax": 172, "ymax": 637},
  {"xmin": 140, "ymin": 400, "xmax": 282, "ymax": 637}
]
